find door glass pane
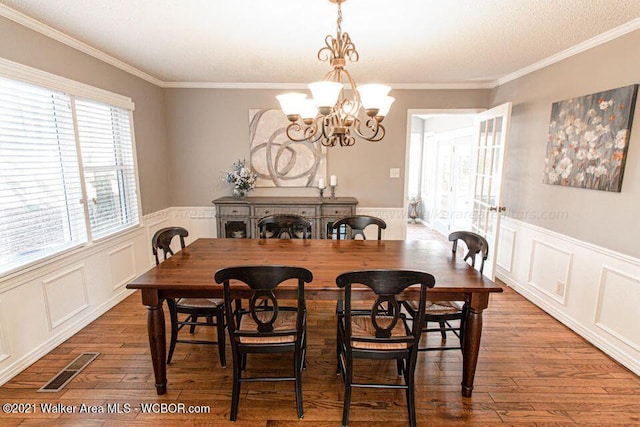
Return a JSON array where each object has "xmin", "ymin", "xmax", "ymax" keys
[{"xmin": 477, "ymin": 148, "xmax": 485, "ymax": 175}]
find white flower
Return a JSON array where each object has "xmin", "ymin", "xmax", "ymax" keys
[
  {"xmin": 557, "ymin": 130, "xmax": 567, "ymax": 141},
  {"xmin": 593, "ymin": 116, "xmax": 603, "ymax": 124},
  {"xmin": 616, "ymin": 129, "xmax": 627, "ymax": 149},
  {"xmin": 555, "ymin": 157, "xmax": 573, "ymax": 179},
  {"xmin": 587, "ymin": 148, "xmax": 599, "ymax": 160},
  {"xmin": 576, "ymin": 150, "xmax": 587, "ymax": 160},
  {"xmin": 586, "ymin": 165, "xmax": 595, "ymax": 175},
  {"xmin": 594, "ymin": 165, "xmax": 608, "ymax": 177},
  {"xmin": 565, "ymin": 125, "xmax": 575, "ymax": 135},
  {"xmin": 583, "ymin": 131, "xmax": 598, "ymax": 143},
  {"xmin": 599, "ymin": 101, "xmax": 609, "ymax": 110},
  {"xmin": 547, "ymin": 171, "xmax": 559, "ymax": 183},
  {"xmin": 588, "ymin": 109, "xmax": 597, "ymax": 117}
]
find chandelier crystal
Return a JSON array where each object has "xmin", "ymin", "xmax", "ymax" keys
[{"xmin": 277, "ymin": 0, "xmax": 394, "ymax": 147}]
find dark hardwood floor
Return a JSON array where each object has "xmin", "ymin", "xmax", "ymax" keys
[{"xmin": 1, "ymin": 283, "xmax": 639, "ymax": 426}]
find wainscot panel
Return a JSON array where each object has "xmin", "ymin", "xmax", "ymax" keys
[{"xmin": 496, "ymin": 216, "xmax": 640, "ymax": 375}]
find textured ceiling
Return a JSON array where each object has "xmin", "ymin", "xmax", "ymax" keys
[{"xmin": 1, "ymin": 0, "xmax": 640, "ymax": 85}]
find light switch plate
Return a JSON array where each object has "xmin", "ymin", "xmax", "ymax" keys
[{"xmin": 390, "ymin": 168, "xmax": 400, "ymax": 178}]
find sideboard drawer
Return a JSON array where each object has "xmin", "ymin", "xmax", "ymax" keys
[
  {"xmin": 219, "ymin": 206, "xmax": 250, "ymax": 216},
  {"xmin": 321, "ymin": 206, "xmax": 353, "ymax": 217},
  {"xmin": 254, "ymin": 206, "xmax": 316, "ymax": 218}
]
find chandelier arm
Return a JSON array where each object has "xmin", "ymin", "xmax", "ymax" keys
[
  {"xmin": 285, "ymin": 122, "xmax": 321, "ymax": 143},
  {"xmin": 352, "ymin": 117, "xmax": 386, "ymax": 142}
]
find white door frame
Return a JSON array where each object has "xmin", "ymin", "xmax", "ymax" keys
[{"xmin": 403, "ymin": 109, "xmax": 484, "ymax": 238}]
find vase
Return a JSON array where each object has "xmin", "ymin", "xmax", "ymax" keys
[{"xmin": 232, "ymin": 188, "xmax": 247, "ymax": 199}]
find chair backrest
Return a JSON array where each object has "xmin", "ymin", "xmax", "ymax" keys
[
  {"xmin": 151, "ymin": 227, "xmax": 188, "ymax": 266},
  {"xmin": 336, "ymin": 270, "xmax": 435, "ymax": 350},
  {"xmin": 448, "ymin": 231, "xmax": 489, "ymax": 273},
  {"xmin": 214, "ymin": 265, "xmax": 313, "ymax": 346},
  {"xmin": 332, "ymin": 215, "xmax": 387, "ymax": 240},
  {"xmin": 257, "ymin": 214, "xmax": 312, "ymax": 239}
]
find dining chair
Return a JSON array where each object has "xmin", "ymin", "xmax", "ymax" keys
[
  {"xmin": 214, "ymin": 265, "xmax": 313, "ymax": 421},
  {"xmin": 151, "ymin": 227, "xmax": 226, "ymax": 366},
  {"xmin": 403, "ymin": 230, "xmax": 489, "ymax": 353},
  {"xmin": 336, "ymin": 269, "xmax": 435, "ymax": 427},
  {"xmin": 257, "ymin": 214, "xmax": 312, "ymax": 239},
  {"xmin": 332, "ymin": 215, "xmax": 387, "ymax": 240}
]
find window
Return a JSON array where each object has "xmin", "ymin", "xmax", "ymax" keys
[
  {"xmin": 0, "ymin": 75, "xmax": 139, "ymax": 275},
  {"xmin": 76, "ymin": 99, "xmax": 138, "ymax": 239}
]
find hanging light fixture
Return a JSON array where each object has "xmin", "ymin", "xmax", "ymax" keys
[{"xmin": 276, "ymin": 0, "xmax": 394, "ymax": 147}]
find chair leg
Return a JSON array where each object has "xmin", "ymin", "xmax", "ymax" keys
[
  {"xmin": 342, "ymin": 359, "xmax": 353, "ymax": 427},
  {"xmin": 405, "ymin": 355, "xmax": 417, "ymax": 427},
  {"xmin": 216, "ymin": 308, "xmax": 226, "ymax": 367},
  {"xmin": 294, "ymin": 348, "xmax": 304, "ymax": 419},
  {"xmin": 396, "ymin": 359, "xmax": 404, "ymax": 376},
  {"xmin": 190, "ymin": 315, "xmax": 198, "ymax": 334},
  {"xmin": 336, "ymin": 315, "xmax": 342, "ymax": 374},
  {"xmin": 438, "ymin": 321, "xmax": 447, "ymax": 339},
  {"xmin": 230, "ymin": 350, "xmax": 242, "ymax": 421},
  {"xmin": 167, "ymin": 299, "xmax": 179, "ymax": 364}
]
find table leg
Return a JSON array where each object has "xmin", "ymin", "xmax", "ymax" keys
[
  {"xmin": 461, "ymin": 293, "xmax": 489, "ymax": 397},
  {"xmin": 145, "ymin": 299, "xmax": 167, "ymax": 395}
]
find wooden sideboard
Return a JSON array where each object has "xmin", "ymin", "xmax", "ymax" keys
[{"xmin": 212, "ymin": 196, "xmax": 358, "ymax": 239}]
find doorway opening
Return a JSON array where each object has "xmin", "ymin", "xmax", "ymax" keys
[{"xmin": 406, "ymin": 111, "xmax": 479, "ymax": 240}]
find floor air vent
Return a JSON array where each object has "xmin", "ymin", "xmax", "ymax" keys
[{"xmin": 38, "ymin": 352, "xmax": 100, "ymax": 392}]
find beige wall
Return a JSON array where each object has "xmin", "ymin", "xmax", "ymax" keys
[
  {"xmin": 491, "ymin": 30, "xmax": 640, "ymax": 257},
  {"xmin": 164, "ymin": 88, "xmax": 490, "ymax": 207},
  {"xmin": 0, "ymin": 17, "xmax": 170, "ymax": 214}
]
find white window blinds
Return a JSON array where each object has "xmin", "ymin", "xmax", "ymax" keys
[
  {"xmin": 0, "ymin": 75, "xmax": 139, "ymax": 275},
  {"xmin": 76, "ymin": 99, "xmax": 138, "ymax": 239},
  {"xmin": 0, "ymin": 77, "xmax": 87, "ymax": 272}
]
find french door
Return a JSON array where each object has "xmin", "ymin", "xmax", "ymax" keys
[{"xmin": 470, "ymin": 103, "xmax": 512, "ymax": 280}]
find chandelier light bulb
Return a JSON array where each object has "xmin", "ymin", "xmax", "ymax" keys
[
  {"xmin": 300, "ymin": 99, "xmax": 319, "ymax": 123},
  {"xmin": 276, "ymin": 93, "xmax": 307, "ymax": 120},
  {"xmin": 309, "ymin": 81, "xmax": 343, "ymax": 114},
  {"xmin": 377, "ymin": 96, "xmax": 395, "ymax": 118}
]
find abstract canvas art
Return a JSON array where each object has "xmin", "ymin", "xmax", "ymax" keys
[
  {"xmin": 544, "ymin": 84, "xmax": 638, "ymax": 192},
  {"xmin": 249, "ymin": 109, "xmax": 327, "ymax": 187}
]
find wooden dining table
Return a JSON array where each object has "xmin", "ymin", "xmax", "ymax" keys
[{"xmin": 127, "ymin": 238, "xmax": 503, "ymax": 397}]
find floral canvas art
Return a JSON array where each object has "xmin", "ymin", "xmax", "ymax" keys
[{"xmin": 544, "ymin": 84, "xmax": 638, "ymax": 192}]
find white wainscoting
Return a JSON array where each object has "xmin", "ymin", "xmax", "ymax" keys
[
  {"xmin": 0, "ymin": 205, "xmax": 405, "ymax": 386},
  {"xmin": 496, "ymin": 216, "xmax": 640, "ymax": 375},
  {"xmin": 356, "ymin": 207, "xmax": 407, "ymax": 240},
  {"xmin": 42, "ymin": 265, "xmax": 89, "ymax": 330},
  {"xmin": 0, "ymin": 212, "xmax": 162, "ymax": 386}
]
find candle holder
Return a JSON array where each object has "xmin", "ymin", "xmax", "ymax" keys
[
  {"xmin": 318, "ymin": 187, "xmax": 325, "ymax": 199},
  {"xmin": 330, "ymin": 185, "xmax": 336, "ymax": 199}
]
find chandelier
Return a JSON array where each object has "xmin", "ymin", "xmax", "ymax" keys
[{"xmin": 276, "ymin": 0, "xmax": 394, "ymax": 147}]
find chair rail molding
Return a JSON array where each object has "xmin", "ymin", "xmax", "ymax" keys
[{"xmin": 496, "ymin": 216, "xmax": 640, "ymax": 376}]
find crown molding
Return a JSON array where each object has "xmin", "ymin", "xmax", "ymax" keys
[
  {"xmin": 2, "ymin": 3, "xmax": 638, "ymax": 91},
  {"xmin": 0, "ymin": 4, "xmax": 164, "ymax": 87},
  {"xmin": 161, "ymin": 81, "xmax": 495, "ymax": 90},
  {"xmin": 496, "ymin": 18, "xmax": 640, "ymax": 87}
]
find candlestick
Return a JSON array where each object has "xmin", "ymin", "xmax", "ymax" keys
[{"xmin": 330, "ymin": 184, "xmax": 336, "ymax": 199}]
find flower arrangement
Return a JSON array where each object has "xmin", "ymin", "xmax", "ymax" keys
[{"xmin": 223, "ymin": 159, "xmax": 258, "ymax": 198}]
